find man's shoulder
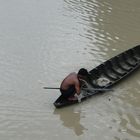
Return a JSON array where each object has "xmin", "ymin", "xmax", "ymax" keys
[
  {"xmin": 70, "ymin": 72, "xmax": 76, "ymax": 75},
  {"xmin": 69, "ymin": 72, "xmax": 77, "ymax": 77}
]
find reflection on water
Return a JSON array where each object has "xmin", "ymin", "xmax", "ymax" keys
[{"xmin": 54, "ymin": 107, "xmax": 87, "ymax": 136}]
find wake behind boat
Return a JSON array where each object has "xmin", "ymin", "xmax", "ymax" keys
[{"xmin": 54, "ymin": 45, "xmax": 140, "ymax": 108}]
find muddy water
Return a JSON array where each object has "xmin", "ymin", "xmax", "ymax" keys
[{"xmin": 0, "ymin": 0, "xmax": 140, "ymax": 139}]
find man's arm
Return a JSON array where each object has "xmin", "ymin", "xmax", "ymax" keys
[{"xmin": 75, "ymin": 80, "xmax": 81, "ymax": 95}]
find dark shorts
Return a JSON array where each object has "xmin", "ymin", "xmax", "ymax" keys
[{"xmin": 60, "ymin": 86, "xmax": 76, "ymax": 99}]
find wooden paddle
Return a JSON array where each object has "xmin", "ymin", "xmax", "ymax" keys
[
  {"xmin": 43, "ymin": 87, "xmax": 113, "ymax": 91},
  {"xmin": 43, "ymin": 87, "xmax": 60, "ymax": 90}
]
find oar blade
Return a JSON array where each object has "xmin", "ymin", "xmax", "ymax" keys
[{"xmin": 43, "ymin": 87, "xmax": 60, "ymax": 90}]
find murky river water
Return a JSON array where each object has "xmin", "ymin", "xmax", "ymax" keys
[{"xmin": 0, "ymin": 0, "xmax": 140, "ymax": 139}]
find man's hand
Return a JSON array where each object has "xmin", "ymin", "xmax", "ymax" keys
[{"xmin": 75, "ymin": 94, "xmax": 82, "ymax": 103}]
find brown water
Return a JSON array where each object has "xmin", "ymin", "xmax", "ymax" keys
[{"xmin": 0, "ymin": 0, "xmax": 140, "ymax": 139}]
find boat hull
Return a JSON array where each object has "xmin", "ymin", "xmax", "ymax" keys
[{"xmin": 54, "ymin": 45, "xmax": 140, "ymax": 108}]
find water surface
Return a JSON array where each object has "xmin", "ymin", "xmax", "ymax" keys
[{"xmin": 0, "ymin": 0, "xmax": 140, "ymax": 140}]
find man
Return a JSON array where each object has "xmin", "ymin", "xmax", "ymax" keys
[{"xmin": 60, "ymin": 68, "xmax": 89, "ymax": 101}]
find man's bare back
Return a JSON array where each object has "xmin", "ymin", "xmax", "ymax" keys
[
  {"xmin": 60, "ymin": 72, "xmax": 80, "ymax": 94},
  {"xmin": 59, "ymin": 69, "xmax": 88, "ymax": 100}
]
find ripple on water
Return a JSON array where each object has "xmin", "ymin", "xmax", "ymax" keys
[
  {"xmin": 64, "ymin": 0, "xmax": 118, "ymax": 64},
  {"xmin": 112, "ymin": 81, "xmax": 140, "ymax": 139}
]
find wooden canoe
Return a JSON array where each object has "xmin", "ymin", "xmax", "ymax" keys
[{"xmin": 54, "ymin": 45, "xmax": 140, "ymax": 108}]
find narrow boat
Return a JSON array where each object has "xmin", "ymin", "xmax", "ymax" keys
[{"xmin": 54, "ymin": 45, "xmax": 140, "ymax": 108}]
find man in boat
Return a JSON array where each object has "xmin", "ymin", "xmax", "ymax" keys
[{"xmin": 60, "ymin": 68, "xmax": 89, "ymax": 101}]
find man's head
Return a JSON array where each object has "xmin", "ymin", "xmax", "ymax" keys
[{"xmin": 78, "ymin": 68, "xmax": 88, "ymax": 78}]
